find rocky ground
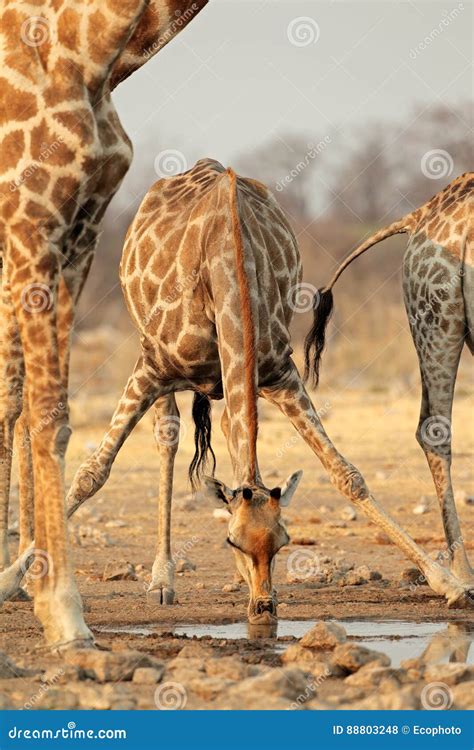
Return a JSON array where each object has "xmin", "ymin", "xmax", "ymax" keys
[{"xmin": 1, "ymin": 386, "xmax": 473, "ymax": 710}]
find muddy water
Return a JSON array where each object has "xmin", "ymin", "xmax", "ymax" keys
[{"xmin": 96, "ymin": 619, "xmax": 474, "ymax": 667}]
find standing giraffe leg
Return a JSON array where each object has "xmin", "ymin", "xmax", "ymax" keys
[
  {"xmin": 404, "ymin": 243, "xmax": 473, "ymax": 585},
  {"xmin": 413, "ymin": 330, "xmax": 473, "ymax": 585},
  {"xmin": 66, "ymin": 356, "xmax": 161, "ymax": 517},
  {"xmin": 148, "ymin": 394, "xmax": 179, "ymax": 605},
  {"xmin": 0, "ymin": 284, "xmax": 24, "ymax": 570},
  {"xmin": 261, "ymin": 364, "xmax": 473, "ymax": 607},
  {"xmin": 0, "ymin": 235, "xmax": 92, "ymax": 649},
  {"xmin": 16, "ymin": 401, "xmax": 34, "ymax": 555}
]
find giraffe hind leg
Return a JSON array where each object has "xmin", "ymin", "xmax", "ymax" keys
[{"xmin": 261, "ymin": 364, "xmax": 473, "ymax": 608}]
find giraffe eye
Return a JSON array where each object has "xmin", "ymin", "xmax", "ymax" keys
[{"xmin": 242, "ymin": 488, "xmax": 253, "ymax": 500}]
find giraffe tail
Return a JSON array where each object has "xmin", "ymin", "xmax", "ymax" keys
[
  {"xmin": 304, "ymin": 214, "xmax": 414, "ymax": 386},
  {"xmin": 189, "ymin": 392, "xmax": 216, "ymax": 491}
]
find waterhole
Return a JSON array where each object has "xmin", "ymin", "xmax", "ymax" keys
[{"xmin": 96, "ymin": 619, "xmax": 473, "ymax": 667}]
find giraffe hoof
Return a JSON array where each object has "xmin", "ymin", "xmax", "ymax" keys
[
  {"xmin": 146, "ymin": 586, "xmax": 175, "ymax": 605},
  {"xmin": 447, "ymin": 588, "xmax": 474, "ymax": 609},
  {"xmin": 7, "ymin": 587, "xmax": 31, "ymax": 602}
]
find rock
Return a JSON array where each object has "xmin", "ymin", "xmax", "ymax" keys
[
  {"xmin": 348, "ymin": 685, "xmax": 419, "ymax": 710},
  {"xmin": 103, "ymin": 561, "xmax": 137, "ymax": 581},
  {"xmin": 300, "ymin": 621, "xmax": 347, "ymax": 650},
  {"xmin": 413, "ymin": 498, "xmax": 430, "ymax": 515},
  {"xmin": 176, "ymin": 557, "xmax": 196, "ymax": 573},
  {"xmin": 105, "ymin": 519, "xmax": 127, "ymax": 528},
  {"xmin": 30, "ymin": 689, "xmax": 79, "ymax": 710},
  {"xmin": 177, "ymin": 643, "xmax": 213, "ymax": 659},
  {"xmin": 42, "ymin": 665, "xmax": 84, "ymax": 683},
  {"xmin": 188, "ymin": 675, "xmax": 232, "ymax": 701},
  {"xmin": 424, "ymin": 663, "xmax": 473, "ymax": 686},
  {"xmin": 400, "ymin": 567, "xmax": 426, "ymax": 585},
  {"xmin": 205, "ymin": 656, "xmax": 254, "ymax": 681},
  {"xmin": 331, "ymin": 644, "xmax": 390, "ymax": 674},
  {"xmin": 345, "ymin": 665, "xmax": 404, "ymax": 688},
  {"xmin": 0, "ymin": 651, "xmax": 37, "ymax": 679},
  {"xmin": 132, "ymin": 667, "xmax": 164, "ymax": 684},
  {"xmin": 75, "ymin": 525, "xmax": 112, "ymax": 547},
  {"xmin": 222, "ymin": 583, "xmax": 240, "ymax": 592},
  {"xmin": 452, "ymin": 681, "xmax": 474, "ymax": 709},
  {"xmin": 64, "ymin": 649, "xmax": 164, "ymax": 682},
  {"xmin": 68, "ymin": 683, "xmax": 136, "ymax": 710},
  {"xmin": 213, "ymin": 509, "xmax": 229, "ymax": 521},
  {"xmin": 195, "ymin": 581, "xmax": 206, "ymax": 590},
  {"xmin": 338, "ymin": 570, "xmax": 367, "ymax": 586},
  {"xmin": 341, "ymin": 506, "xmax": 357, "ymax": 521},
  {"xmin": 226, "ymin": 667, "xmax": 310, "ymax": 705},
  {"xmin": 374, "ymin": 531, "xmax": 391, "ymax": 545}
]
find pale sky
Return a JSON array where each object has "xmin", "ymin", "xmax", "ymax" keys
[{"xmin": 110, "ymin": 0, "xmax": 472, "ymax": 211}]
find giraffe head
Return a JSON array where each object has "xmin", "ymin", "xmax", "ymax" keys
[{"xmin": 204, "ymin": 471, "xmax": 303, "ymax": 624}]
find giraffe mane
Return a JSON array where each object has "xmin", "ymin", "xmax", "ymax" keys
[{"xmin": 227, "ymin": 168, "xmax": 259, "ymax": 481}]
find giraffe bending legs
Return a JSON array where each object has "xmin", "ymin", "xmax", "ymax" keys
[
  {"xmin": 148, "ymin": 394, "xmax": 179, "ymax": 605},
  {"xmin": 261, "ymin": 365, "xmax": 473, "ymax": 608},
  {"xmin": 66, "ymin": 356, "xmax": 160, "ymax": 518}
]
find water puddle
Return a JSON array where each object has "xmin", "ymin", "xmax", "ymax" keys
[{"xmin": 96, "ymin": 619, "xmax": 474, "ymax": 667}]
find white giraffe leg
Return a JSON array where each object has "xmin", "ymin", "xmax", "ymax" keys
[
  {"xmin": 148, "ymin": 394, "xmax": 179, "ymax": 605},
  {"xmin": 261, "ymin": 364, "xmax": 474, "ymax": 608}
]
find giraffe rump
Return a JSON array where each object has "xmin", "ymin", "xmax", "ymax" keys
[
  {"xmin": 189, "ymin": 392, "xmax": 216, "ymax": 490},
  {"xmin": 304, "ymin": 216, "xmax": 411, "ymax": 386}
]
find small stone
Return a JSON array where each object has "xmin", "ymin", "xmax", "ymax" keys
[
  {"xmin": 300, "ymin": 621, "xmax": 347, "ymax": 650},
  {"xmin": 175, "ymin": 557, "xmax": 196, "ymax": 573},
  {"xmin": 345, "ymin": 665, "xmax": 404, "ymax": 688},
  {"xmin": 226, "ymin": 667, "xmax": 310, "ymax": 704},
  {"xmin": 331, "ymin": 644, "xmax": 390, "ymax": 674},
  {"xmin": 213, "ymin": 509, "xmax": 230, "ymax": 521},
  {"xmin": 338, "ymin": 570, "xmax": 367, "ymax": 586},
  {"xmin": 105, "ymin": 519, "xmax": 127, "ymax": 528},
  {"xmin": 222, "ymin": 583, "xmax": 240, "ymax": 592},
  {"xmin": 374, "ymin": 531, "xmax": 391, "ymax": 545},
  {"xmin": 132, "ymin": 667, "xmax": 164, "ymax": 684},
  {"xmin": 413, "ymin": 498, "xmax": 430, "ymax": 515},
  {"xmin": 103, "ymin": 561, "xmax": 137, "ymax": 581},
  {"xmin": 424, "ymin": 663, "xmax": 473, "ymax": 686},
  {"xmin": 195, "ymin": 581, "xmax": 206, "ymax": 590},
  {"xmin": 205, "ymin": 656, "xmax": 250, "ymax": 681},
  {"xmin": 340, "ymin": 506, "xmax": 357, "ymax": 521},
  {"xmin": 64, "ymin": 649, "xmax": 164, "ymax": 682},
  {"xmin": 452, "ymin": 681, "xmax": 474, "ymax": 709},
  {"xmin": 400, "ymin": 567, "xmax": 426, "ymax": 585}
]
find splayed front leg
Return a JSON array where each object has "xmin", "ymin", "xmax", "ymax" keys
[{"xmin": 261, "ymin": 365, "xmax": 474, "ymax": 609}]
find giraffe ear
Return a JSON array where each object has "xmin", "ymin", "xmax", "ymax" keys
[
  {"xmin": 279, "ymin": 470, "xmax": 303, "ymax": 506},
  {"xmin": 203, "ymin": 476, "xmax": 234, "ymax": 506}
]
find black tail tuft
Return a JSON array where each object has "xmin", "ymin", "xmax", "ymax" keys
[
  {"xmin": 189, "ymin": 392, "xmax": 216, "ymax": 491},
  {"xmin": 303, "ymin": 288, "xmax": 334, "ymax": 387}
]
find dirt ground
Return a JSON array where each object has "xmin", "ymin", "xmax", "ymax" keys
[{"xmin": 1, "ymin": 383, "xmax": 473, "ymax": 709}]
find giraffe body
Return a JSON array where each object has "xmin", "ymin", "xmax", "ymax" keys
[
  {"xmin": 66, "ymin": 163, "xmax": 474, "ymax": 622},
  {"xmin": 307, "ymin": 173, "xmax": 474, "ymax": 586},
  {"xmin": 0, "ymin": 0, "xmax": 208, "ymax": 648}
]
